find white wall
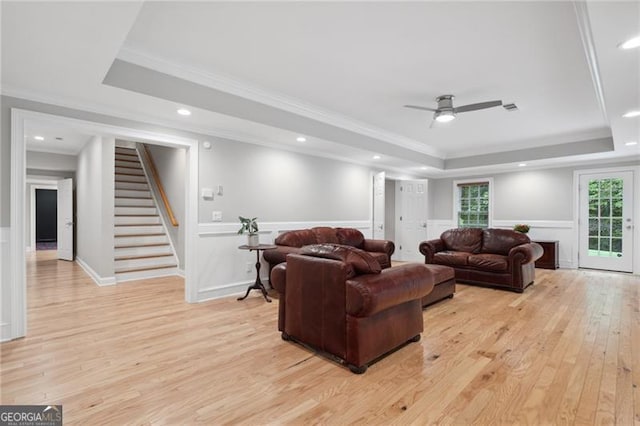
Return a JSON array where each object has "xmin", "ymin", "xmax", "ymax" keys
[
  {"xmin": 76, "ymin": 136, "xmax": 115, "ymax": 284},
  {"xmin": 198, "ymin": 139, "xmax": 371, "ymax": 222},
  {"xmin": 26, "ymin": 151, "xmax": 76, "ymax": 171},
  {"xmin": 146, "ymin": 144, "xmax": 186, "ymax": 269}
]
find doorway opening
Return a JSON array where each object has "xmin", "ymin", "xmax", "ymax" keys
[
  {"xmin": 9, "ymin": 108, "xmax": 199, "ymax": 341},
  {"xmin": 35, "ymin": 188, "xmax": 57, "ymax": 250}
]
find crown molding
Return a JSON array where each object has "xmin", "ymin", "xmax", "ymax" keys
[
  {"xmin": 573, "ymin": 1, "xmax": 608, "ymax": 124},
  {"xmin": 117, "ymin": 46, "xmax": 444, "ymax": 158}
]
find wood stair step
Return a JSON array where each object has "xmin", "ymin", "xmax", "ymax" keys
[
  {"xmin": 115, "ymin": 224, "xmax": 162, "ymax": 227},
  {"xmin": 115, "ymin": 233, "xmax": 165, "ymax": 238},
  {"xmin": 115, "ymin": 264, "xmax": 177, "ymax": 274},
  {"xmin": 115, "ymin": 195, "xmax": 153, "ymax": 199},
  {"xmin": 115, "ymin": 253, "xmax": 174, "ymax": 261},
  {"xmin": 114, "ymin": 214, "xmax": 159, "ymax": 217},
  {"xmin": 114, "ymin": 243, "xmax": 170, "ymax": 249}
]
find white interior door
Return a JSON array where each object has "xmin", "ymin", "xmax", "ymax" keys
[
  {"xmin": 372, "ymin": 172, "xmax": 385, "ymax": 239},
  {"xmin": 57, "ymin": 178, "xmax": 74, "ymax": 261},
  {"xmin": 579, "ymin": 171, "xmax": 633, "ymax": 272},
  {"xmin": 396, "ymin": 179, "xmax": 428, "ymax": 261}
]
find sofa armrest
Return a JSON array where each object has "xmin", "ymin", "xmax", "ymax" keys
[
  {"xmin": 508, "ymin": 242, "xmax": 544, "ymax": 265},
  {"xmin": 419, "ymin": 239, "xmax": 445, "ymax": 263},
  {"xmin": 362, "ymin": 239, "xmax": 395, "ymax": 258},
  {"xmin": 345, "ymin": 264, "xmax": 434, "ymax": 317},
  {"xmin": 270, "ymin": 263, "xmax": 287, "ymax": 294},
  {"xmin": 263, "ymin": 246, "xmax": 301, "ymax": 267}
]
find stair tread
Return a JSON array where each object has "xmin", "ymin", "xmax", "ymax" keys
[
  {"xmin": 115, "ymin": 253, "xmax": 174, "ymax": 261},
  {"xmin": 115, "ymin": 264, "xmax": 177, "ymax": 274},
  {"xmin": 114, "ymin": 214, "xmax": 159, "ymax": 217},
  {"xmin": 115, "ymin": 243, "xmax": 170, "ymax": 248},
  {"xmin": 115, "ymin": 195, "xmax": 153, "ymax": 199},
  {"xmin": 115, "ymin": 172, "xmax": 146, "ymax": 177},
  {"xmin": 115, "ymin": 224, "xmax": 162, "ymax": 227},
  {"xmin": 113, "ymin": 187, "xmax": 149, "ymax": 191},
  {"xmin": 115, "ymin": 233, "xmax": 166, "ymax": 237}
]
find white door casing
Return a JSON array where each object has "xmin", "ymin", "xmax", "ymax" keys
[
  {"xmin": 396, "ymin": 179, "xmax": 428, "ymax": 261},
  {"xmin": 57, "ymin": 178, "xmax": 74, "ymax": 261},
  {"xmin": 578, "ymin": 171, "xmax": 633, "ymax": 272},
  {"xmin": 373, "ymin": 172, "xmax": 385, "ymax": 240}
]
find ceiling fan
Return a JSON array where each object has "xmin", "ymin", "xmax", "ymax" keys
[{"xmin": 404, "ymin": 95, "xmax": 503, "ymax": 127}]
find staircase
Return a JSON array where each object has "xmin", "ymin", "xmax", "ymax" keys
[{"xmin": 114, "ymin": 146, "xmax": 178, "ymax": 282}]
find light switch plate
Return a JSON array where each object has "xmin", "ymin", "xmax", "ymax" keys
[
  {"xmin": 212, "ymin": 211, "xmax": 223, "ymax": 222},
  {"xmin": 202, "ymin": 188, "xmax": 214, "ymax": 200}
]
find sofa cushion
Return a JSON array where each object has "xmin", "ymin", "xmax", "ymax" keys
[
  {"xmin": 481, "ymin": 229, "xmax": 531, "ymax": 255},
  {"xmin": 275, "ymin": 229, "xmax": 318, "ymax": 247},
  {"xmin": 441, "ymin": 228, "xmax": 483, "ymax": 253},
  {"xmin": 311, "ymin": 227, "xmax": 340, "ymax": 244},
  {"xmin": 433, "ymin": 251, "xmax": 470, "ymax": 267},
  {"xmin": 300, "ymin": 244, "xmax": 382, "ymax": 275},
  {"xmin": 468, "ymin": 253, "xmax": 509, "ymax": 272},
  {"xmin": 336, "ymin": 228, "xmax": 365, "ymax": 248}
]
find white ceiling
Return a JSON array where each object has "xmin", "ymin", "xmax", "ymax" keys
[
  {"xmin": 25, "ymin": 120, "xmax": 93, "ymax": 155},
  {"xmin": 1, "ymin": 1, "xmax": 638, "ymax": 176}
]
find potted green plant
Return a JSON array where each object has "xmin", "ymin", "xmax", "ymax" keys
[
  {"xmin": 238, "ymin": 216, "xmax": 259, "ymax": 246},
  {"xmin": 513, "ymin": 224, "xmax": 530, "ymax": 234}
]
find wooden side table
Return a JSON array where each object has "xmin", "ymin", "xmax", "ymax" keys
[
  {"xmin": 237, "ymin": 244, "xmax": 277, "ymax": 302},
  {"xmin": 533, "ymin": 240, "xmax": 559, "ymax": 269}
]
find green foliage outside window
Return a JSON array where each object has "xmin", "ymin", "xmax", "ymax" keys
[{"xmin": 458, "ymin": 183, "xmax": 489, "ymax": 228}]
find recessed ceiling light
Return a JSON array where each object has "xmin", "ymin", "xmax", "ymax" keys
[
  {"xmin": 296, "ymin": 136, "xmax": 306, "ymax": 142},
  {"xmin": 420, "ymin": 166, "xmax": 428, "ymax": 170},
  {"xmin": 625, "ymin": 141, "xmax": 638, "ymax": 146},
  {"xmin": 619, "ymin": 35, "xmax": 640, "ymax": 50},
  {"xmin": 177, "ymin": 108, "xmax": 191, "ymax": 116},
  {"xmin": 373, "ymin": 155, "xmax": 381, "ymax": 160},
  {"xmin": 622, "ymin": 110, "xmax": 640, "ymax": 118},
  {"xmin": 34, "ymin": 136, "xmax": 44, "ymax": 141},
  {"xmin": 518, "ymin": 163, "xmax": 527, "ymax": 167}
]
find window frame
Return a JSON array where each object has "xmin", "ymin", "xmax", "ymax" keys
[{"xmin": 452, "ymin": 177, "xmax": 494, "ymax": 229}]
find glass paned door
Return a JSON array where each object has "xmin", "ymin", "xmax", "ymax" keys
[{"xmin": 579, "ymin": 171, "xmax": 634, "ymax": 272}]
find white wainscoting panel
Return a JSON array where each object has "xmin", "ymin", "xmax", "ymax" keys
[
  {"xmin": 196, "ymin": 220, "xmax": 371, "ymax": 302},
  {"xmin": 426, "ymin": 220, "xmax": 455, "ymax": 241},
  {"xmin": 492, "ymin": 220, "xmax": 575, "ymax": 268},
  {"xmin": 1, "ymin": 227, "xmax": 11, "ymax": 341}
]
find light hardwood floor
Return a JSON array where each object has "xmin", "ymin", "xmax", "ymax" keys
[{"xmin": 1, "ymin": 251, "xmax": 639, "ymax": 424}]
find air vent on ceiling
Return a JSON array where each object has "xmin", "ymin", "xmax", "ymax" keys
[
  {"xmin": 503, "ymin": 103, "xmax": 518, "ymax": 112},
  {"xmin": 55, "ymin": 137, "xmax": 63, "ymax": 141}
]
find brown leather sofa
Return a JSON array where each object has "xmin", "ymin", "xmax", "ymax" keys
[
  {"xmin": 271, "ymin": 244, "xmax": 435, "ymax": 374},
  {"xmin": 263, "ymin": 227, "xmax": 395, "ymax": 272},
  {"xmin": 419, "ymin": 228, "xmax": 543, "ymax": 292}
]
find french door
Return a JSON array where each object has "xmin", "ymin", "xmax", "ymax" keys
[{"xmin": 579, "ymin": 171, "xmax": 634, "ymax": 272}]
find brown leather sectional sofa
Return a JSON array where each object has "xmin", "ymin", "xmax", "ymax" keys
[
  {"xmin": 271, "ymin": 244, "xmax": 435, "ymax": 374},
  {"xmin": 419, "ymin": 228, "xmax": 543, "ymax": 292},
  {"xmin": 263, "ymin": 227, "xmax": 395, "ymax": 272}
]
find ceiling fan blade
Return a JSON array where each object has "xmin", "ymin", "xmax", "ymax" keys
[
  {"xmin": 454, "ymin": 100, "xmax": 502, "ymax": 113},
  {"xmin": 404, "ymin": 105, "xmax": 438, "ymax": 112}
]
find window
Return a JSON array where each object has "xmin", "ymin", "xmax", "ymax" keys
[{"xmin": 455, "ymin": 181, "xmax": 490, "ymax": 228}]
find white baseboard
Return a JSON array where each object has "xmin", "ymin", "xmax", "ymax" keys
[
  {"xmin": 76, "ymin": 256, "xmax": 117, "ymax": 286},
  {"xmin": 176, "ymin": 268, "xmax": 185, "ymax": 278},
  {"xmin": 197, "ymin": 279, "xmax": 270, "ymax": 302},
  {"xmin": 26, "ymin": 246, "xmax": 34, "ymax": 252},
  {"xmin": 1, "ymin": 322, "xmax": 11, "ymax": 342}
]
